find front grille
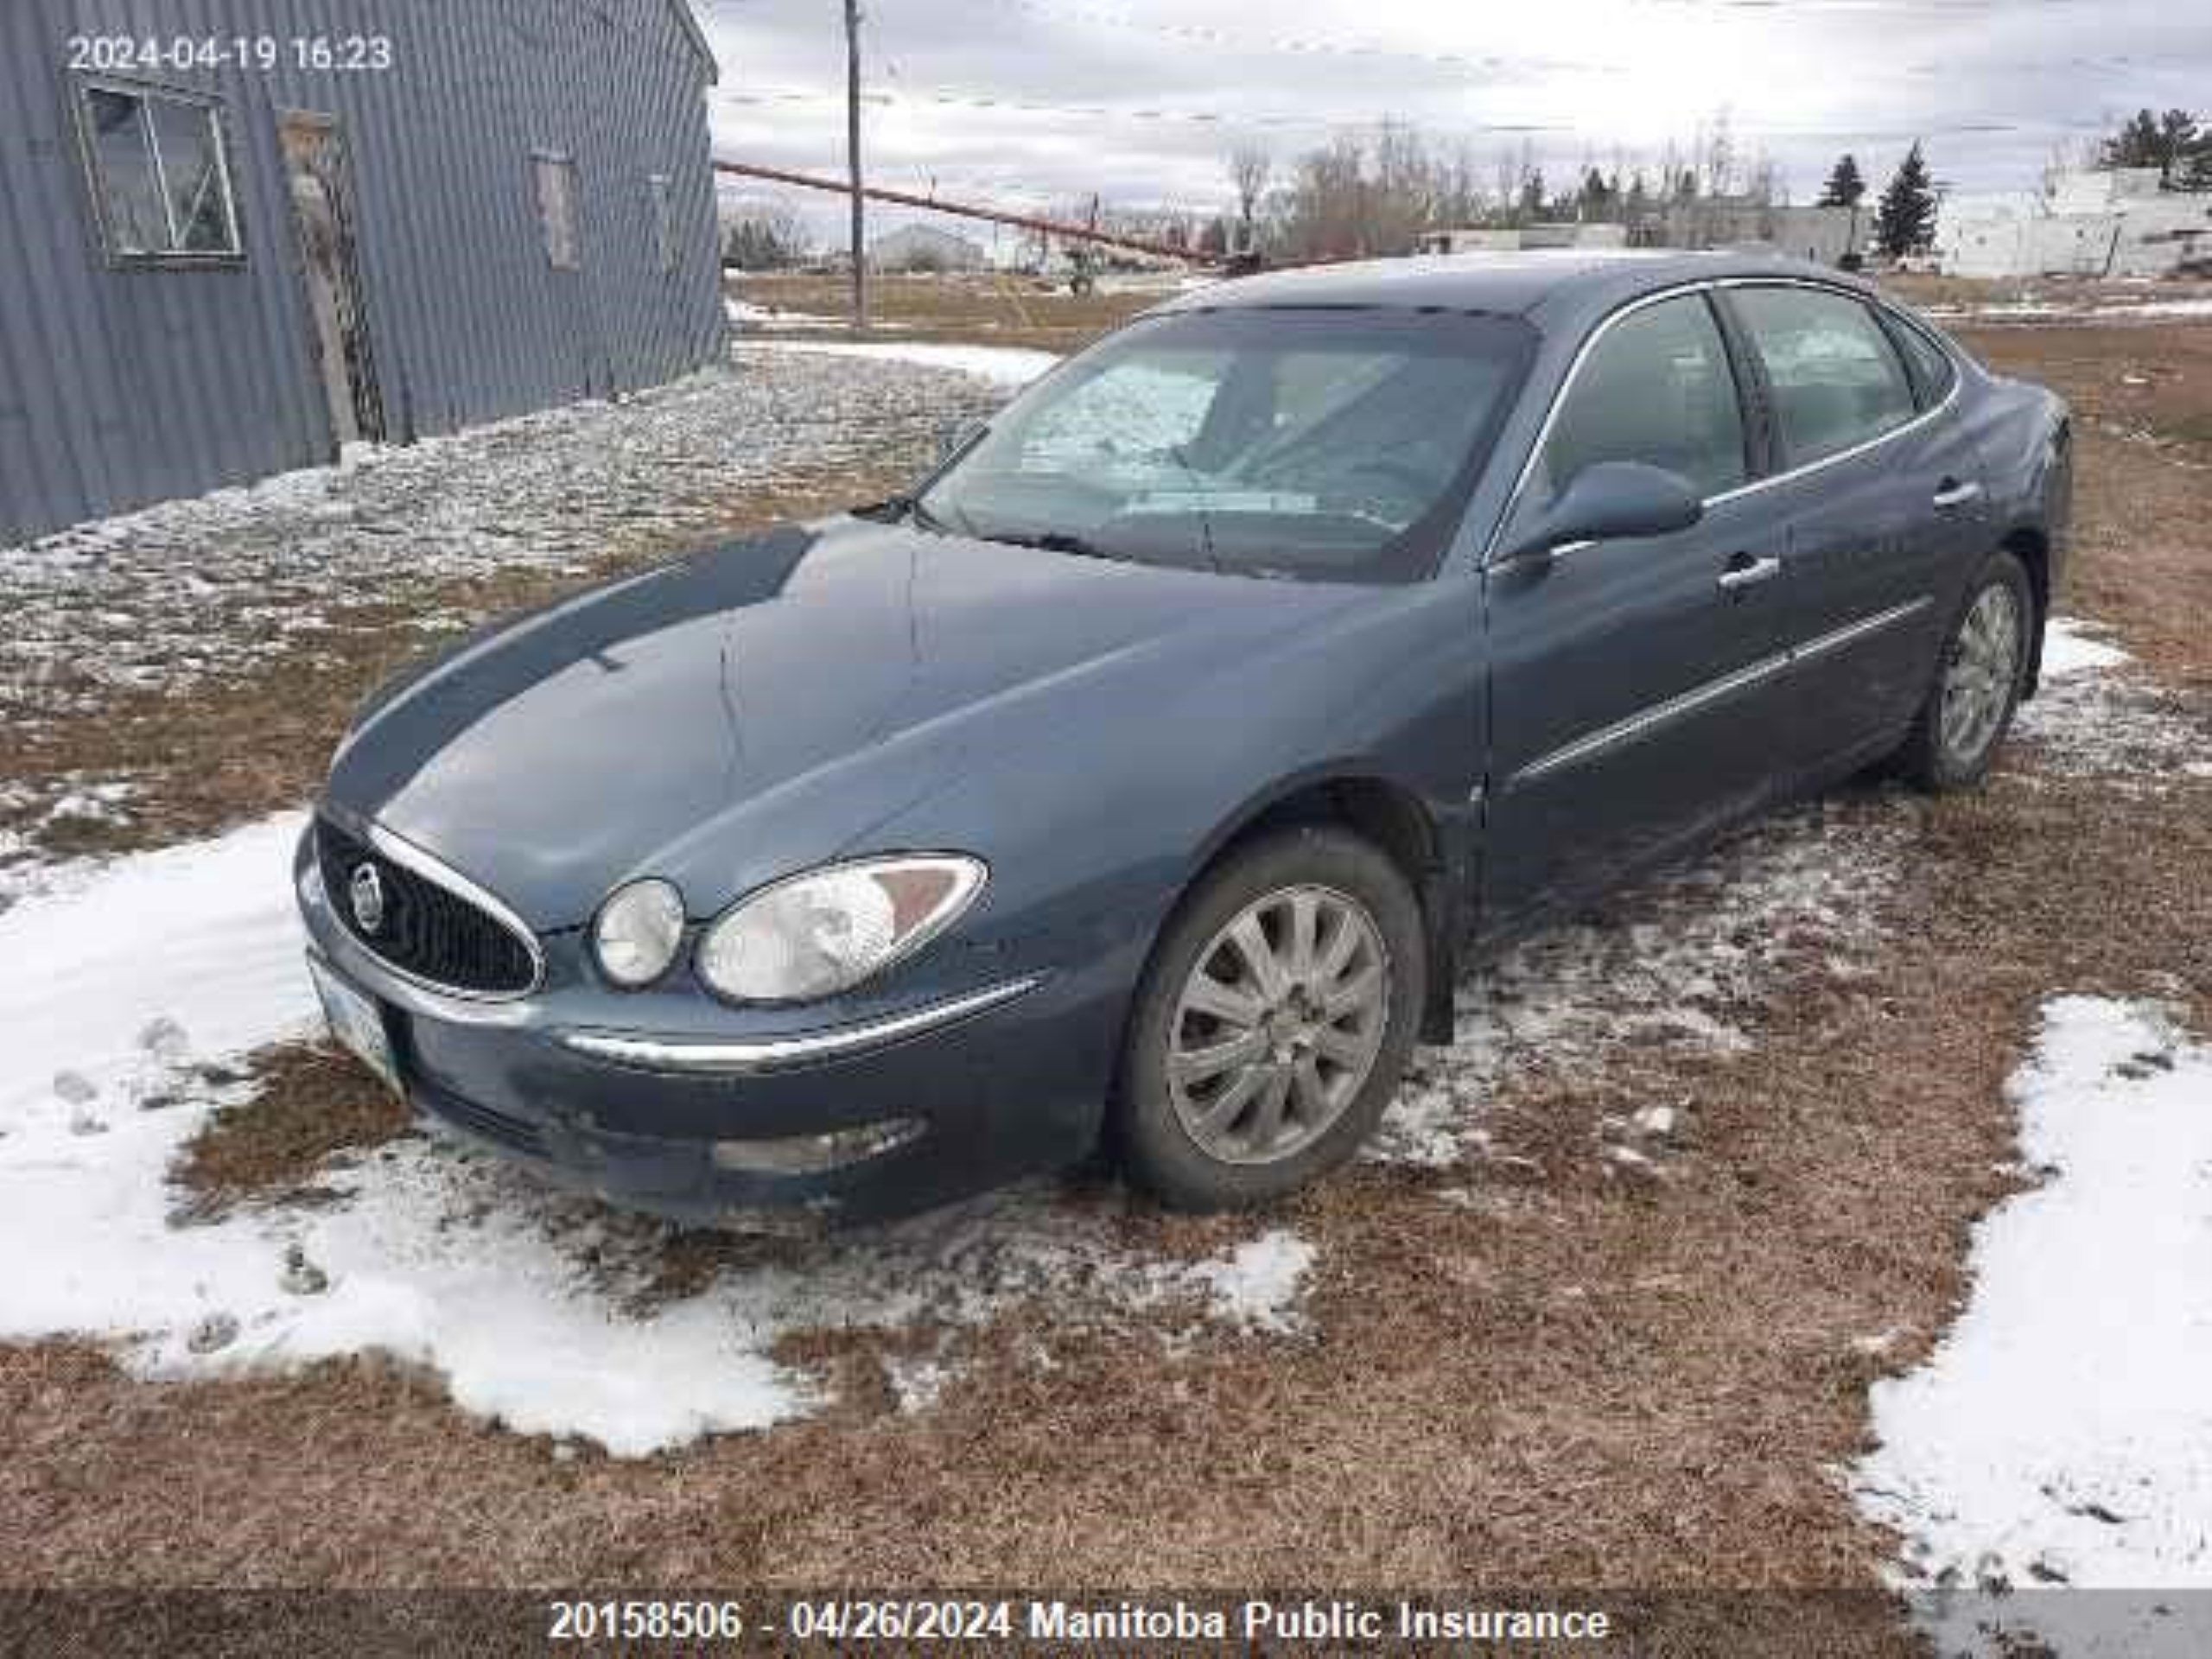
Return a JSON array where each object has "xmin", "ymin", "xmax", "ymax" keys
[{"xmin": 316, "ymin": 817, "xmax": 537, "ymax": 997}]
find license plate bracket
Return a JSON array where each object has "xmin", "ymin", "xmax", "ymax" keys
[{"xmin": 308, "ymin": 954, "xmax": 402, "ymax": 1097}]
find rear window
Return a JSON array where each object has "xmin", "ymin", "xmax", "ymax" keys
[{"xmin": 1732, "ymin": 287, "xmax": 1918, "ymax": 469}]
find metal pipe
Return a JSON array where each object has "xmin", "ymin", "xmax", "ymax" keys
[{"xmin": 713, "ymin": 157, "xmax": 1206, "ymax": 264}]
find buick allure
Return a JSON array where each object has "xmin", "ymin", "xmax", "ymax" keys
[{"xmin": 298, "ymin": 251, "xmax": 2070, "ymax": 1226}]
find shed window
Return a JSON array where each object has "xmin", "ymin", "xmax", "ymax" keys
[
  {"xmin": 534, "ymin": 155, "xmax": 580, "ymax": 269},
  {"xmin": 78, "ymin": 82, "xmax": 241, "ymax": 259},
  {"xmin": 649, "ymin": 175, "xmax": 677, "ymax": 272}
]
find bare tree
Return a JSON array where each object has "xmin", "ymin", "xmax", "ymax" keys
[
  {"xmin": 1228, "ymin": 145, "xmax": 1273, "ymax": 249},
  {"xmin": 720, "ymin": 202, "xmax": 810, "ymax": 270}
]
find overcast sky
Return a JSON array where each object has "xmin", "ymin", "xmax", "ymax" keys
[{"xmin": 698, "ymin": 0, "xmax": 2212, "ymax": 242}]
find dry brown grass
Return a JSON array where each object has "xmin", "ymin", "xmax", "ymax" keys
[
  {"xmin": 734, "ymin": 271, "xmax": 1158, "ymax": 353},
  {"xmin": 173, "ymin": 1045, "xmax": 410, "ymax": 1221}
]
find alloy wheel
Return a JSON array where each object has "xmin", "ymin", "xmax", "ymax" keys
[
  {"xmin": 1939, "ymin": 582, "xmax": 2022, "ymax": 768},
  {"xmin": 1166, "ymin": 883, "xmax": 1391, "ymax": 1166}
]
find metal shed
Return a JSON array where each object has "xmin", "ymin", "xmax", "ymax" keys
[{"xmin": 0, "ymin": 0, "xmax": 729, "ymax": 546}]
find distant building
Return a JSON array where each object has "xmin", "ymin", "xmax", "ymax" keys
[
  {"xmin": 1937, "ymin": 168, "xmax": 2212, "ymax": 279},
  {"xmin": 1416, "ymin": 224, "xmax": 1628, "ymax": 255},
  {"xmin": 1660, "ymin": 200, "xmax": 1865, "ymax": 266},
  {"xmin": 0, "ymin": 0, "xmax": 728, "ymax": 547},
  {"xmin": 869, "ymin": 224, "xmax": 987, "ymax": 274}
]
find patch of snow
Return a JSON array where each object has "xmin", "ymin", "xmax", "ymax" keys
[
  {"xmin": 2092, "ymin": 296, "xmax": 2212, "ymax": 321},
  {"xmin": 726, "ymin": 298, "xmax": 849, "ymax": 332},
  {"xmin": 2017, "ymin": 615, "xmax": 2209, "ymax": 781},
  {"xmin": 0, "ymin": 816, "xmax": 1311, "ymax": 1457},
  {"xmin": 2039, "ymin": 617, "xmax": 2133, "ymax": 679},
  {"xmin": 1174, "ymin": 1230, "xmax": 1314, "ymax": 1335},
  {"xmin": 733, "ymin": 336, "xmax": 1062, "ymax": 389},
  {"xmin": 1857, "ymin": 996, "xmax": 2212, "ymax": 1599}
]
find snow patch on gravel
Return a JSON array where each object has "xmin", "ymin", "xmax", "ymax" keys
[
  {"xmin": 1857, "ymin": 996, "xmax": 2212, "ymax": 1595},
  {"xmin": 732, "ymin": 337, "xmax": 1062, "ymax": 388},
  {"xmin": 0, "ymin": 816, "xmax": 1311, "ymax": 1456}
]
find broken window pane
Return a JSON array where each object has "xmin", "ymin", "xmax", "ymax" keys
[{"xmin": 79, "ymin": 83, "xmax": 240, "ymax": 259}]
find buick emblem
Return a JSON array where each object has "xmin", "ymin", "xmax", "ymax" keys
[{"xmin": 349, "ymin": 862, "xmax": 386, "ymax": 935}]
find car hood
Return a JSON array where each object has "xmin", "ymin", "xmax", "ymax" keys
[{"xmin": 325, "ymin": 516, "xmax": 1365, "ymax": 928}]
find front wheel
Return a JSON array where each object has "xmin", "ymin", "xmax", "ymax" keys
[
  {"xmin": 1114, "ymin": 827, "xmax": 1426, "ymax": 1211},
  {"xmin": 1896, "ymin": 549, "xmax": 2035, "ymax": 792}
]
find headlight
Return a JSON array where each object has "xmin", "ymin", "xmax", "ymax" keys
[
  {"xmin": 696, "ymin": 855, "xmax": 986, "ymax": 1004},
  {"xmin": 593, "ymin": 879, "xmax": 687, "ymax": 988}
]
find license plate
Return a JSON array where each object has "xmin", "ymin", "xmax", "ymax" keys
[{"xmin": 308, "ymin": 955, "xmax": 401, "ymax": 1096}]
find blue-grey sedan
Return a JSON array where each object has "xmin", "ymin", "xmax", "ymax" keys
[{"xmin": 298, "ymin": 251, "xmax": 2072, "ymax": 1227}]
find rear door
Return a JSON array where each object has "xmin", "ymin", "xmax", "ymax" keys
[
  {"xmin": 1482, "ymin": 290, "xmax": 1798, "ymax": 927},
  {"xmin": 1720, "ymin": 284, "xmax": 1989, "ymax": 769}
]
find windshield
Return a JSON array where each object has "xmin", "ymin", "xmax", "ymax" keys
[{"xmin": 917, "ymin": 308, "xmax": 1537, "ymax": 583}]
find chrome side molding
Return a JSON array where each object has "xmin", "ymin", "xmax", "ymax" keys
[{"xmin": 1509, "ymin": 596, "xmax": 1933, "ymax": 787}]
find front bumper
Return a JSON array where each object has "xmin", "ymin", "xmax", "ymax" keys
[{"xmin": 295, "ymin": 833, "xmax": 1136, "ymax": 1228}]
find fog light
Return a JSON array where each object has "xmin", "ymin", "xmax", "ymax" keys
[{"xmin": 711, "ymin": 1117, "xmax": 925, "ymax": 1175}]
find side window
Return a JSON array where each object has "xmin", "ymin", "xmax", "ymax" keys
[
  {"xmin": 1733, "ymin": 288, "xmax": 1918, "ymax": 467},
  {"xmin": 1887, "ymin": 313, "xmax": 1959, "ymax": 408},
  {"xmin": 76, "ymin": 81, "xmax": 242, "ymax": 260},
  {"xmin": 1532, "ymin": 296, "xmax": 1748, "ymax": 506},
  {"xmin": 533, "ymin": 155, "xmax": 581, "ymax": 270}
]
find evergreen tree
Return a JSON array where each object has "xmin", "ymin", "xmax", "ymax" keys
[
  {"xmin": 2101, "ymin": 108, "xmax": 2202, "ymax": 186},
  {"xmin": 1876, "ymin": 143, "xmax": 1937, "ymax": 257},
  {"xmin": 1818, "ymin": 153, "xmax": 1867, "ymax": 207}
]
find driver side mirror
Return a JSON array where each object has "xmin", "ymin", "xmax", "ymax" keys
[{"xmin": 1498, "ymin": 461, "xmax": 1705, "ymax": 563}]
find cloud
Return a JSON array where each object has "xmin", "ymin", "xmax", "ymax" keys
[{"xmin": 698, "ymin": 0, "xmax": 2212, "ymax": 238}]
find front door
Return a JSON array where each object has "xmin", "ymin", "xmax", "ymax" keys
[
  {"xmin": 1481, "ymin": 290, "xmax": 1796, "ymax": 929},
  {"xmin": 280, "ymin": 113, "xmax": 383, "ymax": 449}
]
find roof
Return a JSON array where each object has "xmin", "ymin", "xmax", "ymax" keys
[
  {"xmin": 871, "ymin": 224, "xmax": 985, "ymax": 251},
  {"xmin": 1153, "ymin": 249, "xmax": 1855, "ymax": 324}
]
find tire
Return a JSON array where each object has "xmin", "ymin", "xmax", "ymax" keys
[
  {"xmin": 1896, "ymin": 549, "xmax": 2036, "ymax": 793},
  {"xmin": 1115, "ymin": 826, "xmax": 1427, "ymax": 1211}
]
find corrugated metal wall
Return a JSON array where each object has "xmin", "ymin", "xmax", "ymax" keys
[{"xmin": 0, "ymin": 0, "xmax": 728, "ymax": 545}]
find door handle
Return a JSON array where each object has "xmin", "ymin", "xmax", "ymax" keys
[
  {"xmin": 1932, "ymin": 478, "xmax": 1984, "ymax": 510},
  {"xmin": 1717, "ymin": 555, "xmax": 1782, "ymax": 594}
]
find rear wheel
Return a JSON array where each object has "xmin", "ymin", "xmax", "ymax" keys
[
  {"xmin": 1897, "ymin": 549, "xmax": 2034, "ymax": 792},
  {"xmin": 1116, "ymin": 827, "xmax": 1425, "ymax": 1211}
]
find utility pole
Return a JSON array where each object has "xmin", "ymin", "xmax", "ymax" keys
[{"xmin": 844, "ymin": 0, "xmax": 867, "ymax": 330}]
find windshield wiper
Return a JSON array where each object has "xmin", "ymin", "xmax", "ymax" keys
[
  {"xmin": 1165, "ymin": 443, "xmax": 1224, "ymax": 575},
  {"xmin": 982, "ymin": 529, "xmax": 1152, "ymax": 565},
  {"xmin": 855, "ymin": 493, "xmax": 958, "ymax": 537}
]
